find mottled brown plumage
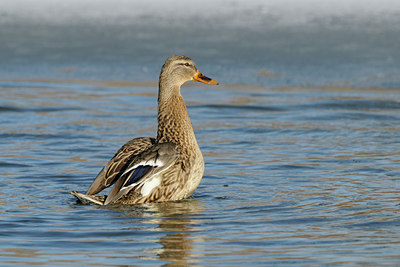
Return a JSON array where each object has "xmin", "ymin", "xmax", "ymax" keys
[{"xmin": 71, "ymin": 55, "xmax": 218, "ymax": 205}]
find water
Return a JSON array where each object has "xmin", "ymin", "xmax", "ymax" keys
[{"xmin": 1, "ymin": 1, "xmax": 400, "ymax": 265}]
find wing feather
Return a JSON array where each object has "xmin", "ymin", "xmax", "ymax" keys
[
  {"xmin": 104, "ymin": 142, "xmax": 178, "ymax": 205},
  {"xmin": 85, "ymin": 137, "xmax": 155, "ymax": 195}
]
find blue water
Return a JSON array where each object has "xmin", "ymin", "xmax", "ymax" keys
[{"xmin": 1, "ymin": 1, "xmax": 400, "ymax": 265}]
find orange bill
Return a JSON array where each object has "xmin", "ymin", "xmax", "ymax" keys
[{"xmin": 192, "ymin": 70, "xmax": 219, "ymax": 85}]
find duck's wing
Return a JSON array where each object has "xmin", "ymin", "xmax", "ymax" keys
[
  {"xmin": 86, "ymin": 137, "xmax": 156, "ymax": 195},
  {"xmin": 104, "ymin": 142, "xmax": 178, "ymax": 205}
]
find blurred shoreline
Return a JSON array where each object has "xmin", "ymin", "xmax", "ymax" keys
[{"xmin": 1, "ymin": 0, "xmax": 399, "ymax": 88}]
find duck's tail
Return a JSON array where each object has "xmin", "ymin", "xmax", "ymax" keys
[{"xmin": 70, "ymin": 191, "xmax": 106, "ymax": 205}]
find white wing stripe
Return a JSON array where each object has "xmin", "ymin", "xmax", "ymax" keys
[{"xmin": 121, "ymin": 158, "xmax": 164, "ymax": 177}]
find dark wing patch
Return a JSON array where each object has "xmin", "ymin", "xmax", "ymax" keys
[{"xmin": 125, "ymin": 165, "xmax": 153, "ymax": 187}]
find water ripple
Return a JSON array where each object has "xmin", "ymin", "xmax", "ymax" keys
[
  {"xmin": 1, "ymin": 81, "xmax": 400, "ymax": 266},
  {"xmin": 0, "ymin": 105, "xmax": 83, "ymax": 113}
]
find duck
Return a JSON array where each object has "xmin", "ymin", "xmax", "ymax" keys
[{"xmin": 70, "ymin": 55, "xmax": 218, "ymax": 205}]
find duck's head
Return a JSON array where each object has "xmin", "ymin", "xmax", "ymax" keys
[{"xmin": 159, "ymin": 55, "xmax": 219, "ymax": 88}]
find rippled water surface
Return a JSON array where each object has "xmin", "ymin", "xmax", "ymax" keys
[
  {"xmin": 1, "ymin": 0, "xmax": 400, "ymax": 265},
  {"xmin": 1, "ymin": 80, "xmax": 399, "ymax": 266}
]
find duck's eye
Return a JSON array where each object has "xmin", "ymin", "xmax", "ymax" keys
[{"xmin": 184, "ymin": 63, "xmax": 190, "ymax": 67}]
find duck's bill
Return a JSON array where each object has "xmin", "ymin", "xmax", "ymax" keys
[{"xmin": 192, "ymin": 70, "xmax": 219, "ymax": 85}]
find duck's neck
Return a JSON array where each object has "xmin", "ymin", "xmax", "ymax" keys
[{"xmin": 156, "ymin": 85, "xmax": 198, "ymax": 148}]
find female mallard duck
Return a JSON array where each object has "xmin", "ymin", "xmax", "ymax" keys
[{"xmin": 71, "ymin": 55, "xmax": 218, "ymax": 205}]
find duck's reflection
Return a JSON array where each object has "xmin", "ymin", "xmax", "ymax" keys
[
  {"xmin": 149, "ymin": 199, "xmax": 203, "ymax": 266},
  {"xmin": 111, "ymin": 198, "xmax": 204, "ymax": 266}
]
